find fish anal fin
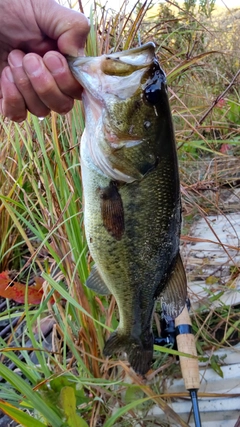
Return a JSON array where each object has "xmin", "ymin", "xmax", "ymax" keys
[
  {"xmin": 160, "ymin": 254, "xmax": 187, "ymax": 319},
  {"xmin": 85, "ymin": 265, "xmax": 111, "ymax": 295},
  {"xmin": 99, "ymin": 181, "xmax": 124, "ymax": 240}
]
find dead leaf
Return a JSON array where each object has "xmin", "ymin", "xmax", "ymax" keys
[{"xmin": 0, "ymin": 271, "xmax": 53, "ymax": 304}]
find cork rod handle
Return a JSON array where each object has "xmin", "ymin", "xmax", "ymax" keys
[{"xmin": 175, "ymin": 306, "xmax": 200, "ymax": 391}]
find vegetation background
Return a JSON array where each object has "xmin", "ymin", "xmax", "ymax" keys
[{"xmin": 0, "ymin": 0, "xmax": 239, "ymax": 426}]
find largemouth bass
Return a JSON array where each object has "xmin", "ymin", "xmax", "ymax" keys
[{"xmin": 69, "ymin": 43, "xmax": 187, "ymax": 375}]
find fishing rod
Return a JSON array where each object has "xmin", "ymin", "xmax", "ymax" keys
[
  {"xmin": 175, "ymin": 305, "xmax": 202, "ymax": 427},
  {"xmin": 154, "ymin": 303, "xmax": 202, "ymax": 427}
]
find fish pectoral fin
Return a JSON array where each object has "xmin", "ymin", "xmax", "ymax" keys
[
  {"xmin": 85, "ymin": 265, "xmax": 111, "ymax": 295},
  {"xmin": 99, "ymin": 181, "xmax": 125, "ymax": 240},
  {"xmin": 160, "ymin": 253, "xmax": 187, "ymax": 319}
]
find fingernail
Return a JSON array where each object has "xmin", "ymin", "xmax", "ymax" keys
[
  {"xmin": 44, "ymin": 54, "xmax": 64, "ymax": 74},
  {"xmin": 8, "ymin": 52, "xmax": 23, "ymax": 67},
  {"xmin": 5, "ymin": 67, "xmax": 14, "ymax": 83},
  {"xmin": 24, "ymin": 55, "xmax": 42, "ymax": 77}
]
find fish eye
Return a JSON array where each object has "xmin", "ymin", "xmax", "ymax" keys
[{"xmin": 144, "ymin": 83, "xmax": 162, "ymax": 105}]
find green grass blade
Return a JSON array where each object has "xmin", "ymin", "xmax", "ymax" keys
[
  {"xmin": 42, "ymin": 273, "xmax": 112, "ymax": 331},
  {"xmin": 104, "ymin": 396, "xmax": 154, "ymax": 427},
  {"xmin": 0, "ymin": 363, "xmax": 63, "ymax": 426},
  {"xmin": 0, "ymin": 400, "xmax": 47, "ymax": 427}
]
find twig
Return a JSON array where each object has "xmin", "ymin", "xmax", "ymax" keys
[
  {"xmin": 198, "ymin": 69, "xmax": 240, "ymax": 126},
  {"xmin": 234, "ymin": 415, "xmax": 240, "ymax": 427},
  {"xmin": 164, "ymin": 0, "xmax": 214, "ymax": 37},
  {"xmin": 78, "ymin": 0, "xmax": 84, "ymax": 14}
]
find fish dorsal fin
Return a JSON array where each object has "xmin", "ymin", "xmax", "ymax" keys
[
  {"xmin": 160, "ymin": 254, "xmax": 187, "ymax": 319},
  {"xmin": 85, "ymin": 265, "xmax": 111, "ymax": 295}
]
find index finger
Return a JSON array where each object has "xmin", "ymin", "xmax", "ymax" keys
[{"xmin": 43, "ymin": 51, "xmax": 83, "ymax": 100}]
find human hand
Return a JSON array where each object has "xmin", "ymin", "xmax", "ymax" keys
[{"xmin": 0, "ymin": 0, "xmax": 89, "ymax": 122}]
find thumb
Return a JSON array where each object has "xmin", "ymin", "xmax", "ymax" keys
[{"xmin": 33, "ymin": 0, "xmax": 90, "ymax": 57}]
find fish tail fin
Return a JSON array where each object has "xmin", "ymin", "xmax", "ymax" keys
[
  {"xmin": 128, "ymin": 333, "xmax": 153, "ymax": 375},
  {"xmin": 103, "ymin": 331, "xmax": 153, "ymax": 375}
]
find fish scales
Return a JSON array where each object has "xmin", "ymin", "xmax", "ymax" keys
[
  {"xmin": 69, "ymin": 43, "xmax": 187, "ymax": 375},
  {"xmin": 83, "ymin": 158, "xmax": 180, "ymax": 322}
]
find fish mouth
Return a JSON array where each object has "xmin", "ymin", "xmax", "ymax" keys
[
  {"xmin": 69, "ymin": 42, "xmax": 155, "ymax": 66},
  {"xmin": 68, "ymin": 42, "xmax": 156, "ymax": 103},
  {"xmin": 68, "ymin": 42, "xmax": 155, "ymax": 69}
]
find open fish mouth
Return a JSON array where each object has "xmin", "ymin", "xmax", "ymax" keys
[{"xmin": 68, "ymin": 42, "xmax": 156, "ymax": 103}]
